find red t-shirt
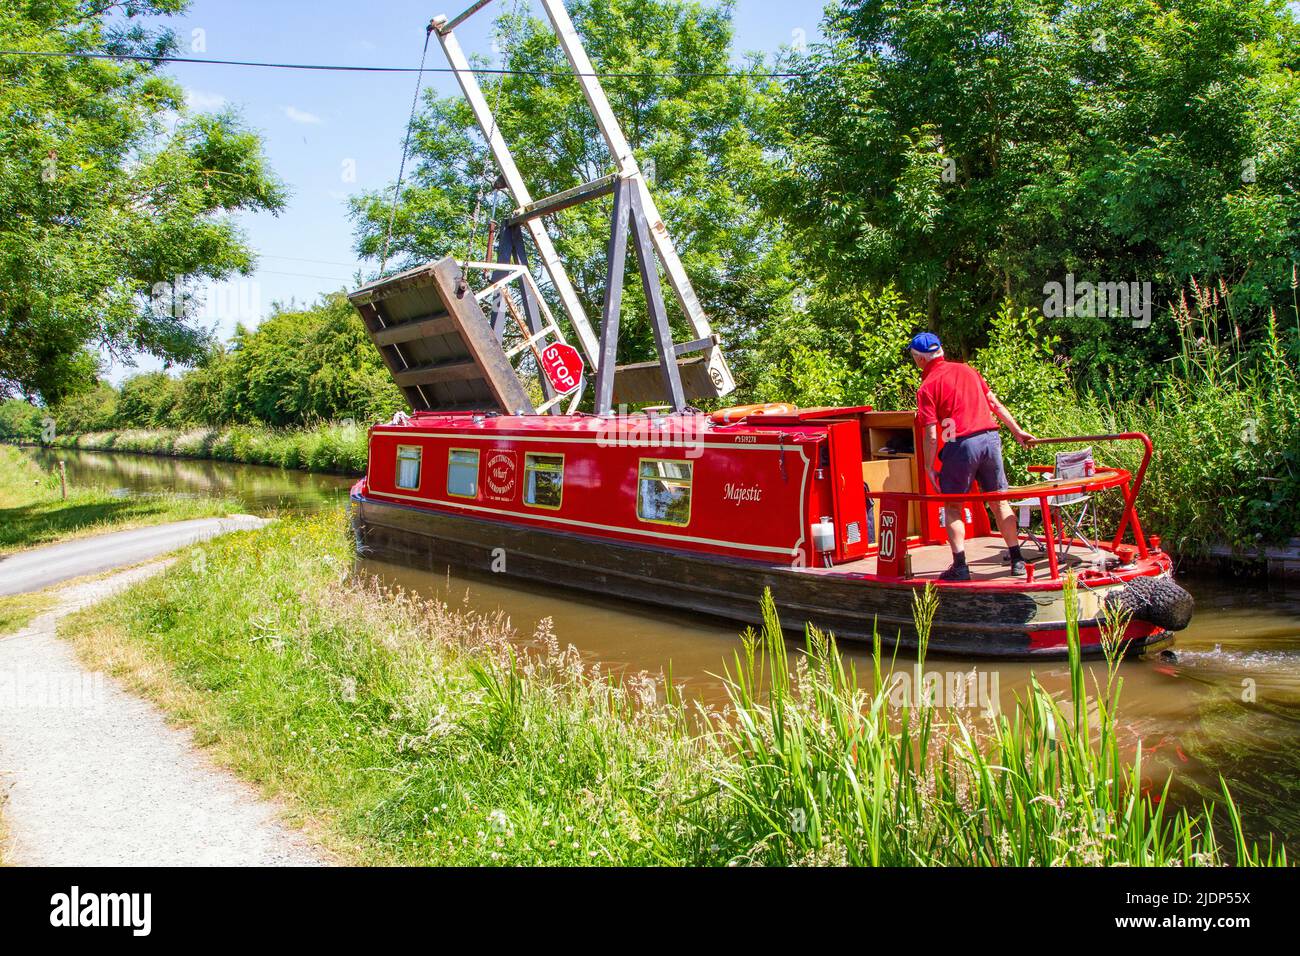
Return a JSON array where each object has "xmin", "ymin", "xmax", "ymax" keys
[{"xmin": 915, "ymin": 358, "xmax": 997, "ymax": 440}]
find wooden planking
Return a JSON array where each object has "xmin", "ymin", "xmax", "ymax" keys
[
  {"xmin": 352, "ymin": 299, "xmax": 430, "ymax": 410},
  {"xmin": 611, "ymin": 355, "xmax": 716, "ymax": 405},
  {"xmin": 371, "ymin": 313, "xmax": 459, "ymax": 347},
  {"xmin": 391, "ymin": 358, "xmax": 481, "ymax": 388},
  {"xmin": 349, "ymin": 257, "xmax": 535, "ymax": 415}
]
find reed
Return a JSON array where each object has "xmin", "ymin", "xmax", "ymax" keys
[
  {"xmin": 706, "ymin": 579, "xmax": 1287, "ymax": 866},
  {"xmin": 1028, "ymin": 293, "xmax": 1300, "ymax": 555}
]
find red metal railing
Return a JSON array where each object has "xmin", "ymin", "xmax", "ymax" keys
[{"xmin": 870, "ymin": 432, "xmax": 1154, "ymax": 581}]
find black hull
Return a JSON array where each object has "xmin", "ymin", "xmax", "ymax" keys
[{"xmin": 351, "ymin": 494, "xmax": 1173, "ymax": 660}]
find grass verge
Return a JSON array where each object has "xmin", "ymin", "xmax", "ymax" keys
[
  {"xmin": 0, "ymin": 445, "xmax": 236, "ymax": 554},
  {"xmin": 62, "ymin": 507, "xmax": 1287, "ymax": 866},
  {"xmin": 0, "ymin": 592, "xmax": 57, "ymax": 637}
]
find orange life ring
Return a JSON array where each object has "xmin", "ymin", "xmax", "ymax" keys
[{"xmin": 708, "ymin": 402, "xmax": 797, "ymax": 424}]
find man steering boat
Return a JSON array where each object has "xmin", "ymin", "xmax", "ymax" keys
[{"xmin": 909, "ymin": 332, "xmax": 1036, "ymax": 582}]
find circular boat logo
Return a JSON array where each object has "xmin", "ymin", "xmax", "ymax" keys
[{"xmin": 485, "ymin": 450, "xmax": 518, "ymax": 501}]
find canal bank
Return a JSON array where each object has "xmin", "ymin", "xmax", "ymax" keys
[
  {"xmin": 0, "ymin": 444, "xmax": 237, "ymax": 554},
  {"xmin": 44, "ymin": 422, "xmax": 368, "ymax": 476},
  {"xmin": 11, "ymin": 443, "xmax": 1300, "ymax": 858},
  {"xmin": 60, "ymin": 507, "xmax": 1286, "ymax": 865}
]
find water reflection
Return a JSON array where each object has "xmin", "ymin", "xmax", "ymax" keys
[{"xmin": 22, "ymin": 445, "xmax": 354, "ymax": 515}]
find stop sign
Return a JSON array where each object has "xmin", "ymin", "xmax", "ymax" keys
[{"xmin": 539, "ymin": 342, "xmax": 584, "ymax": 394}]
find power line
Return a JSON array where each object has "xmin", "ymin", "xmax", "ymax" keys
[{"xmin": 0, "ymin": 48, "xmax": 811, "ymax": 79}]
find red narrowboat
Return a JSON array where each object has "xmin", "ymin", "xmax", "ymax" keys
[{"xmin": 351, "ymin": 404, "xmax": 1193, "ymax": 659}]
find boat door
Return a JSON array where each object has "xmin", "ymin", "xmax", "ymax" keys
[{"xmin": 824, "ymin": 420, "xmax": 870, "ymax": 563}]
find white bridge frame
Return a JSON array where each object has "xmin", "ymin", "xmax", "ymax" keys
[{"xmin": 431, "ymin": 0, "xmax": 736, "ymax": 414}]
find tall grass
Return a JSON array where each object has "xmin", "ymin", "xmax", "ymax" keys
[
  {"xmin": 50, "ymin": 421, "xmax": 369, "ymax": 475},
  {"xmin": 64, "ymin": 508, "xmax": 1285, "ymax": 865},
  {"xmin": 710, "ymin": 578, "xmax": 1282, "ymax": 865},
  {"xmin": 1010, "ymin": 293, "xmax": 1300, "ymax": 556}
]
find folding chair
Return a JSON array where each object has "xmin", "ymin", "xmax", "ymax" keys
[{"xmin": 1013, "ymin": 448, "xmax": 1101, "ymax": 565}]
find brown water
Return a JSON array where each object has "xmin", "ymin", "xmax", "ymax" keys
[{"xmin": 25, "ymin": 446, "xmax": 1300, "ymax": 850}]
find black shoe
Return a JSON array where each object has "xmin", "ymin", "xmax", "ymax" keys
[
  {"xmin": 1010, "ymin": 559, "xmax": 1027, "ymax": 577},
  {"xmin": 939, "ymin": 563, "xmax": 971, "ymax": 582}
]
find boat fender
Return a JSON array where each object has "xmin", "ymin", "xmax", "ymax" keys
[
  {"xmin": 708, "ymin": 402, "xmax": 797, "ymax": 424},
  {"xmin": 1105, "ymin": 576, "xmax": 1195, "ymax": 632}
]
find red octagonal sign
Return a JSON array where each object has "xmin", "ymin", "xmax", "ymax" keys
[{"xmin": 540, "ymin": 342, "xmax": 584, "ymax": 394}]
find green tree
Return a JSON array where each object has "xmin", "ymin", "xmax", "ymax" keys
[
  {"xmin": 770, "ymin": 0, "xmax": 1300, "ymax": 392},
  {"xmin": 223, "ymin": 294, "xmax": 405, "ymax": 427},
  {"xmin": 116, "ymin": 371, "xmax": 183, "ymax": 428},
  {"xmin": 47, "ymin": 380, "xmax": 119, "ymax": 434},
  {"xmin": 0, "ymin": 1, "xmax": 286, "ymax": 404},
  {"xmin": 349, "ymin": 0, "xmax": 790, "ymax": 376},
  {"xmin": 0, "ymin": 398, "xmax": 44, "ymax": 440}
]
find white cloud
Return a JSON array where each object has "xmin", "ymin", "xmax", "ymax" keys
[
  {"xmin": 282, "ymin": 105, "xmax": 324, "ymax": 125},
  {"xmin": 184, "ymin": 88, "xmax": 227, "ymax": 112}
]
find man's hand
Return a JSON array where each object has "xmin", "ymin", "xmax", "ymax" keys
[
  {"xmin": 927, "ymin": 466, "xmax": 941, "ymax": 490},
  {"xmin": 1012, "ymin": 428, "xmax": 1036, "ymax": 448}
]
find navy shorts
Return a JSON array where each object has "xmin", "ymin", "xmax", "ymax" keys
[{"xmin": 938, "ymin": 429, "xmax": 1009, "ymax": 494}]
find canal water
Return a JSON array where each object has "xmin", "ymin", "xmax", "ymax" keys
[{"xmin": 23, "ymin": 446, "xmax": 1300, "ymax": 850}]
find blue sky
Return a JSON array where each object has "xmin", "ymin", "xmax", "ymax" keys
[{"xmin": 111, "ymin": 0, "xmax": 826, "ymax": 382}]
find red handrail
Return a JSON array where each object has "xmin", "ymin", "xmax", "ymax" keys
[
  {"xmin": 1027, "ymin": 432, "xmax": 1152, "ymax": 557},
  {"xmin": 867, "ymin": 432, "xmax": 1155, "ymax": 579}
]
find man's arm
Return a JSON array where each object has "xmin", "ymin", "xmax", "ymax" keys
[
  {"xmin": 922, "ymin": 423, "xmax": 940, "ymax": 489},
  {"xmin": 986, "ymin": 390, "xmax": 1035, "ymax": 447}
]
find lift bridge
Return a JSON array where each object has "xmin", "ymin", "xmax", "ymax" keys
[{"xmin": 349, "ymin": 0, "xmax": 737, "ymax": 416}]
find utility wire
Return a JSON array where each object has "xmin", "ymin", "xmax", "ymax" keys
[
  {"xmin": 380, "ymin": 24, "xmax": 435, "ymax": 274},
  {"xmin": 0, "ymin": 48, "xmax": 812, "ymax": 79}
]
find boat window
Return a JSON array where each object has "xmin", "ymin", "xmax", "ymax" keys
[
  {"xmin": 524, "ymin": 454, "xmax": 564, "ymax": 509},
  {"xmin": 396, "ymin": 445, "xmax": 422, "ymax": 490},
  {"xmin": 447, "ymin": 448, "xmax": 479, "ymax": 498},
  {"xmin": 637, "ymin": 459, "xmax": 692, "ymax": 526}
]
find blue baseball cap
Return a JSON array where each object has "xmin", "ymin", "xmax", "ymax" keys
[{"xmin": 908, "ymin": 332, "xmax": 942, "ymax": 354}]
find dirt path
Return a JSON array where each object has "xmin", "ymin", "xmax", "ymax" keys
[{"xmin": 0, "ymin": 563, "xmax": 326, "ymax": 866}]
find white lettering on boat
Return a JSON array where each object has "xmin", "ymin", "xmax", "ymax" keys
[{"xmin": 723, "ymin": 483, "xmax": 762, "ymax": 505}]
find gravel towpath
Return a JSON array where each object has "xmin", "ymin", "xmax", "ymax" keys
[{"xmin": 0, "ymin": 562, "xmax": 327, "ymax": 866}]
